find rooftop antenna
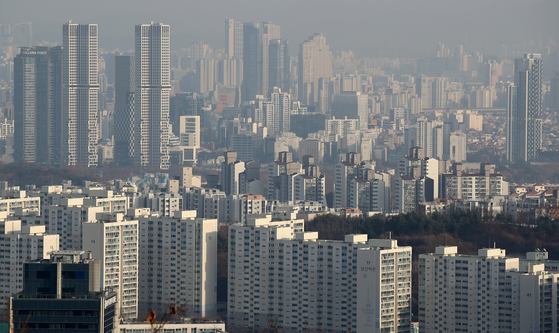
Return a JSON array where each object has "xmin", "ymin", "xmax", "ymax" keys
[
  {"xmin": 494, "ymin": 242, "xmax": 496, "ymax": 249},
  {"xmin": 389, "ymin": 231, "xmax": 392, "ymax": 240}
]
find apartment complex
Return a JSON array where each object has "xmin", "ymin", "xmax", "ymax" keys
[
  {"xmin": 135, "ymin": 210, "xmax": 218, "ymax": 318},
  {"xmin": 0, "ymin": 217, "xmax": 59, "ymax": 308},
  {"xmin": 419, "ymin": 246, "xmax": 559, "ymax": 333},
  {"xmin": 83, "ymin": 213, "xmax": 139, "ymax": 319},
  {"xmin": 228, "ymin": 215, "xmax": 411, "ymax": 332}
]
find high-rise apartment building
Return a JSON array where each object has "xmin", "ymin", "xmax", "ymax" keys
[
  {"xmin": 0, "ymin": 218, "xmax": 59, "ymax": 309},
  {"xmin": 265, "ymin": 87, "xmax": 291, "ymax": 134},
  {"xmin": 62, "ymin": 22, "xmax": 99, "ymax": 167},
  {"xmin": 83, "ymin": 213, "xmax": 139, "ymax": 319},
  {"xmin": 420, "ymin": 246, "xmax": 559, "ymax": 333},
  {"xmin": 43, "ymin": 198, "xmax": 104, "ymax": 251},
  {"xmin": 228, "ymin": 218, "xmax": 412, "ymax": 333},
  {"xmin": 507, "ymin": 53, "xmax": 543, "ymax": 162},
  {"xmin": 134, "ymin": 210, "xmax": 217, "ymax": 318},
  {"xmin": 13, "ymin": 46, "xmax": 62, "ymax": 164},
  {"xmin": 225, "ymin": 18, "xmax": 244, "ymax": 59},
  {"xmin": 298, "ymin": 34, "xmax": 333, "ymax": 109},
  {"xmin": 114, "ymin": 55, "xmax": 135, "ymax": 166},
  {"xmin": 196, "ymin": 58, "xmax": 215, "ymax": 94},
  {"xmin": 440, "ymin": 163, "xmax": 508, "ymax": 201},
  {"xmin": 134, "ymin": 22, "xmax": 171, "ymax": 169}
]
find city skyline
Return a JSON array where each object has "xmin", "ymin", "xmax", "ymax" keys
[{"xmin": 1, "ymin": 0, "xmax": 558, "ymax": 60}]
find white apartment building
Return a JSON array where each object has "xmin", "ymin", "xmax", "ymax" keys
[
  {"xmin": 178, "ymin": 115, "xmax": 200, "ymax": 163},
  {"xmin": 134, "ymin": 22, "xmax": 171, "ymax": 169},
  {"xmin": 0, "ymin": 217, "xmax": 59, "ymax": 308},
  {"xmin": 0, "ymin": 188, "xmax": 41, "ymax": 216},
  {"xmin": 83, "ymin": 213, "xmax": 139, "ymax": 319},
  {"xmin": 419, "ymin": 246, "xmax": 559, "ymax": 333},
  {"xmin": 450, "ymin": 131, "xmax": 467, "ymax": 163},
  {"xmin": 43, "ymin": 198, "xmax": 104, "ymax": 250},
  {"xmin": 334, "ymin": 161, "xmax": 358, "ymax": 208},
  {"xmin": 62, "ymin": 22, "xmax": 99, "ymax": 167},
  {"xmin": 228, "ymin": 216, "xmax": 411, "ymax": 333},
  {"xmin": 293, "ymin": 174, "xmax": 327, "ymax": 207},
  {"xmin": 441, "ymin": 163, "xmax": 508, "ymax": 201},
  {"xmin": 134, "ymin": 210, "xmax": 217, "ymax": 318}
]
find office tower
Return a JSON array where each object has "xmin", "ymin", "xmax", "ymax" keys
[
  {"xmin": 14, "ymin": 46, "xmax": 62, "ymax": 164},
  {"xmin": 225, "ymin": 18, "xmax": 244, "ymax": 59},
  {"xmin": 83, "ymin": 213, "xmax": 139, "ymax": 319},
  {"xmin": 419, "ymin": 246, "xmax": 559, "ymax": 333},
  {"xmin": 228, "ymin": 219, "xmax": 412, "ymax": 332},
  {"xmin": 449, "ymin": 131, "xmax": 467, "ymax": 162},
  {"xmin": 298, "ymin": 34, "xmax": 333, "ymax": 109},
  {"xmin": 269, "ymin": 39, "xmax": 290, "ymax": 93},
  {"xmin": 10, "ymin": 251, "xmax": 117, "ymax": 333},
  {"xmin": 0, "ymin": 219, "xmax": 59, "ymax": 309},
  {"xmin": 114, "ymin": 55, "xmax": 135, "ymax": 166},
  {"xmin": 331, "ymin": 91, "xmax": 368, "ymax": 129},
  {"xmin": 261, "ymin": 23, "xmax": 281, "ymax": 96},
  {"xmin": 242, "ymin": 22, "xmax": 280, "ymax": 102},
  {"xmin": 62, "ymin": 22, "xmax": 99, "ymax": 167},
  {"xmin": 507, "ymin": 53, "xmax": 543, "ymax": 162},
  {"xmin": 135, "ymin": 210, "xmax": 217, "ymax": 318},
  {"xmin": 134, "ymin": 22, "xmax": 171, "ymax": 169}
]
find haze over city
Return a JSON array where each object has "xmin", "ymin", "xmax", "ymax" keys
[
  {"xmin": 2, "ymin": 0, "xmax": 559, "ymax": 59},
  {"xmin": 1, "ymin": 1, "xmax": 559, "ymax": 332}
]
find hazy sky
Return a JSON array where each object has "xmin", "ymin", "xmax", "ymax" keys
[{"xmin": 2, "ymin": 0, "xmax": 558, "ymax": 57}]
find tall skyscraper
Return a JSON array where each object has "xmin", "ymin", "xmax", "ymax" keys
[
  {"xmin": 242, "ymin": 22, "xmax": 280, "ymax": 102},
  {"xmin": 134, "ymin": 22, "xmax": 171, "ymax": 169},
  {"xmin": 62, "ymin": 22, "xmax": 99, "ymax": 167},
  {"xmin": 507, "ymin": 53, "xmax": 543, "ymax": 162},
  {"xmin": 225, "ymin": 18, "xmax": 243, "ymax": 59},
  {"xmin": 114, "ymin": 55, "xmax": 135, "ymax": 166},
  {"xmin": 242, "ymin": 22, "xmax": 261, "ymax": 102},
  {"xmin": 14, "ymin": 46, "xmax": 62, "ymax": 164},
  {"xmin": 268, "ymin": 39, "xmax": 290, "ymax": 93},
  {"xmin": 298, "ymin": 33, "xmax": 333, "ymax": 109}
]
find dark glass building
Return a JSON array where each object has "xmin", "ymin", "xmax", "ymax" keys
[
  {"xmin": 10, "ymin": 251, "xmax": 117, "ymax": 333},
  {"xmin": 13, "ymin": 46, "xmax": 63, "ymax": 164}
]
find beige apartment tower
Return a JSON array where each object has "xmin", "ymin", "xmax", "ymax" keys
[{"xmin": 298, "ymin": 33, "xmax": 333, "ymax": 109}]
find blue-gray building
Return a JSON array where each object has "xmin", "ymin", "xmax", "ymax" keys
[{"xmin": 10, "ymin": 251, "xmax": 117, "ymax": 333}]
